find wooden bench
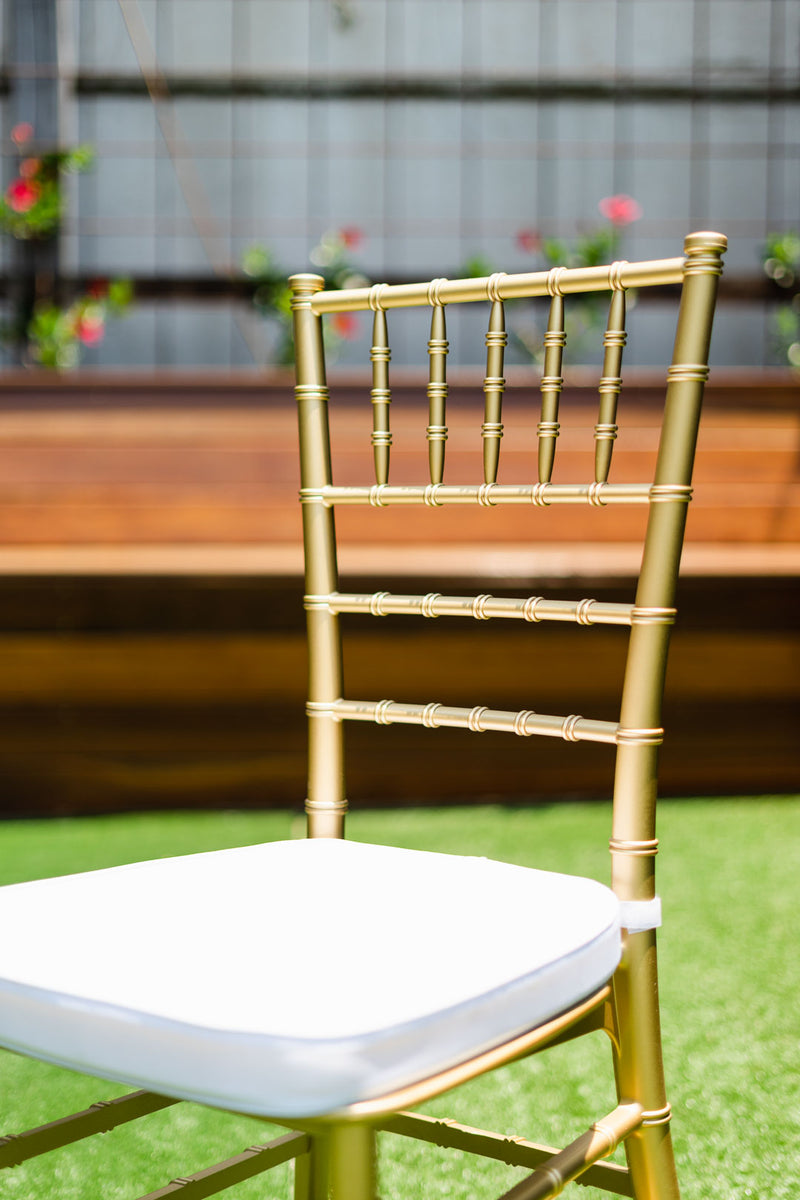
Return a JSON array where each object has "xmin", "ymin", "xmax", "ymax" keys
[{"xmin": 0, "ymin": 369, "xmax": 797, "ymax": 814}]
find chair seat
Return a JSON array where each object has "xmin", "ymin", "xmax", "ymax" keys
[{"xmin": 0, "ymin": 838, "xmax": 621, "ymax": 1118}]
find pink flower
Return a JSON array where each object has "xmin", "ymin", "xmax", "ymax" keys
[
  {"xmin": 516, "ymin": 229, "xmax": 542, "ymax": 254},
  {"xmin": 11, "ymin": 123, "xmax": 33, "ymax": 147},
  {"xmin": 331, "ymin": 312, "xmax": 359, "ymax": 340},
  {"xmin": 19, "ymin": 157, "xmax": 40, "ymax": 179},
  {"xmin": 339, "ymin": 226, "xmax": 364, "ymax": 249},
  {"xmin": 598, "ymin": 195, "xmax": 643, "ymax": 226},
  {"xmin": 75, "ymin": 314, "xmax": 105, "ymax": 346},
  {"xmin": 6, "ymin": 178, "xmax": 40, "ymax": 213}
]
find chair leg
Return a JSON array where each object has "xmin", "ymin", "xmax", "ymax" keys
[
  {"xmin": 294, "ymin": 1131, "xmax": 332, "ymax": 1200},
  {"xmin": 612, "ymin": 931, "xmax": 681, "ymax": 1200},
  {"xmin": 329, "ymin": 1122, "xmax": 378, "ymax": 1200}
]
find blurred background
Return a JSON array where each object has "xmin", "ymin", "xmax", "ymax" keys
[
  {"xmin": 1, "ymin": 0, "xmax": 800, "ymax": 366},
  {"xmin": 0, "ymin": 0, "xmax": 797, "ymax": 815}
]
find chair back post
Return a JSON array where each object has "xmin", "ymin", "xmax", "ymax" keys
[
  {"xmin": 290, "ymin": 273, "xmax": 347, "ymax": 839},
  {"xmin": 610, "ymin": 232, "xmax": 727, "ymax": 903}
]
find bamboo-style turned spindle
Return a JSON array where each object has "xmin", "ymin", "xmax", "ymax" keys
[
  {"xmin": 538, "ymin": 285, "xmax": 566, "ymax": 483},
  {"xmin": 370, "ymin": 307, "xmax": 392, "ymax": 484},
  {"xmin": 595, "ymin": 282, "xmax": 627, "ymax": 483},
  {"xmin": 482, "ymin": 293, "xmax": 507, "ymax": 484},
  {"xmin": 427, "ymin": 287, "xmax": 448, "ymax": 484}
]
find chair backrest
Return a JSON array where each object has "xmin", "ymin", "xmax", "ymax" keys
[{"xmin": 289, "ymin": 231, "xmax": 726, "ymax": 909}]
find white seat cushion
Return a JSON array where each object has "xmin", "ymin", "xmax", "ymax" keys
[{"xmin": 0, "ymin": 838, "xmax": 621, "ymax": 1117}]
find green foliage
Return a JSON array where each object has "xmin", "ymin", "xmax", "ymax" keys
[
  {"xmin": 0, "ymin": 125, "xmax": 134, "ymax": 367},
  {"xmin": 512, "ymin": 199, "xmax": 640, "ymax": 364},
  {"xmin": 541, "ymin": 226, "xmax": 619, "ymax": 271},
  {"xmin": 460, "ymin": 254, "xmax": 495, "ymax": 279},
  {"xmin": 24, "ymin": 279, "xmax": 134, "ymax": 368},
  {"xmin": 0, "ymin": 137, "xmax": 95, "ymax": 241},
  {"xmin": 763, "ymin": 231, "xmax": 800, "ymax": 286},
  {"xmin": 763, "ymin": 232, "xmax": 800, "ymax": 369},
  {"xmin": 1, "ymin": 798, "xmax": 798, "ymax": 1199},
  {"xmin": 243, "ymin": 229, "xmax": 369, "ymax": 364}
]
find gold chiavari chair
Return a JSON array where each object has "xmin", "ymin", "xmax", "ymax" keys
[{"xmin": 0, "ymin": 232, "xmax": 725, "ymax": 1200}]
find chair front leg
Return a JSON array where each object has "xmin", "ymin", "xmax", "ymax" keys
[{"xmin": 612, "ymin": 931, "xmax": 680, "ymax": 1200}]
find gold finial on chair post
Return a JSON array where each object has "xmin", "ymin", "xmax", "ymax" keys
[{"xmin": 682, "ymin": 230, "xmax": 727, "ymax": 274}]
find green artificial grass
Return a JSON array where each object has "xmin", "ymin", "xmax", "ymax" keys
[{"xmin": 1, "ymin": 798, "xmax": 798, "ymax": 1199}]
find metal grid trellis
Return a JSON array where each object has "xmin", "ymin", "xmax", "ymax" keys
[{"xmin": 0, "ymin": 0, "xmax": 798, "ymax": 366}]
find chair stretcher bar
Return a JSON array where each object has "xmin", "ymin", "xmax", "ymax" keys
[
  {"xmin": 381, "ymin": 1110, "xmax": 635, "ymax": 1197},
  {"xmin": 494, "ymin": 1102, "xmax": 644, "ymax": 1200},
  {"xmin": 308, "ymin": 698, "xmax": 624, "ymax": 745},
  {"xmin": 134, "ymin": 1130, "xmax": 309, "ymax": 1200},
  {"xmin": 0, "ymin": 1091, "xmax": 178, "ymax": 1169}
]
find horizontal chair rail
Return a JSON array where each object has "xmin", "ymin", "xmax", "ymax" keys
[
  {"xmin": 0, "ymin": 1091, "xmax": 178, "ymax": 1169},
  {"xmin": 301, "ymin": 482, "xmax": 659, "ymax": 507},
  {"xmin": 311, "ymin": 258, "xmax": 685, "ymax": 313},
  {"xmin": 309, "ymin": 698, "xmax": 622, "ymax": 745},
  {"xmin": 380, "ymin": 1111, "xmax": 634, "ymax": 1198},
  {"xmin": 308, "ymin": 590, "xmax": 644, "ymax": 626}
]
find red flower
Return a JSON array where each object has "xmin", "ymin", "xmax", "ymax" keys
[
  {"xmin": 331, "ymin": 312, "xmax": 359, "ymax": 340},
  {"xmin": 19, "ymin": 158, "xmax": 40, "ymax": 180},
  {"xmin": 339, "ymin": 226, "xmax": 363, "ymax": 249},
  {"xmin": 11, "ymin": 123, "xmax": 33, "ymax": 147},
  {"xmin": 6, "ymin": 178, "xmax": 40, "ymax": 213},
  {"xmin": 75, "ymin": 314, "xmax": 105, "ymax": 346},
  {"xmin": 516, "ymin": 229, "xmax": 542, "ymax": 254},
  {"xmin": 598, "ymin": 194, "xmax": 643, "ymax": 226}
]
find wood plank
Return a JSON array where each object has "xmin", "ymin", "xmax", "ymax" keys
[
  {"xmin": 0, "ymin": 542, "xmax": 799, "ymax": 578},
  {"xmin": 0, "ymin": 630, "xmax": 796, "ymax": 705},
  {"xmin": 0, "ymin": 381, "xmax": 796, "ymax": 548},
  {"xmin": 0, "ymin": 607, "xmax": 794, "ymax": 815},
  {"xmin": 0, "ymin": 372, "xmax": 795, "ymax": 813}
]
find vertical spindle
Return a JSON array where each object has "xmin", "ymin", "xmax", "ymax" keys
[
  {"xmin": 538, "ymin": 273, "xmax": 566, "ymax": 483},
  {"xmin": 482, "ymin": 284, "xmax": 507, "ymax": 485},
  {"xmin": 595, "ymin": 276, "xmax": 627, "ymax": 483},
  {"xmin": 427, "ymin": 282, "xmax": 449, "ymax": 485},
  {"xmin": 370, "ymin": 303, "xmax": 392, "ymax": 485}
]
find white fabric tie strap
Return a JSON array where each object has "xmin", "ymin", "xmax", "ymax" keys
[{"xmin": 618, "ymin": 896, "xmax": 662, "ymax": 932}]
